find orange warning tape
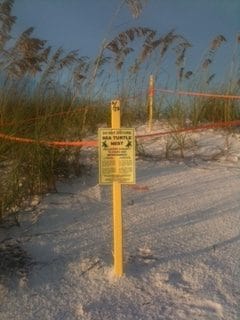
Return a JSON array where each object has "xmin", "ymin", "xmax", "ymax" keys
[
  {"xmin": 118, "ymin": 87, "xmax": 240, "ymax": 102},
  {"xmin": 46, "ymin": 140, "xmax": 97, "ymax": 147},
  {"xmin": 136, "ymin": 120, "xmax": 240, "ymax": 139},
  {"xmin": 1, "ymin": 120, "xmax": 240, "ymax": 148},
  {"xmin": 155, "ymin": 88, "xmax": 240, "ymax": 100},
  {"xmin": 0, "ymin": 132, "xmax": 97, "ymax": 148}
]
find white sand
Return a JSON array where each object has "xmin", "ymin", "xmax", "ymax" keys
[{"xmin": 1, "ymin": 124, "xmax": 240, "ymax": 319}]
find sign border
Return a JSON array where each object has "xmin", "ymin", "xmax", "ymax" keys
[{"xmin": 98, "ymin": 128, "xmax": 136, "ymax": 185}]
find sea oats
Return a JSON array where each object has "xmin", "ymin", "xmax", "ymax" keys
[
  {"xmin": 0, "ymin": 0, "xmax": 16, "ymax": 49},
  {"xmin": 202, "ymin": 58, "xmax": 212, "ymax": 69},
  {"xmin": 106, "ymin": 27, "xmax": 155, "ymax": 69},
  {"xmin": 236, "ymin": 33, "xmax": 240, "ymax": 43},
  {"xmin": 206, "ymin": 73, "xmax": 215, "ymax": 85},
  {"xmin": 124, "ymin": 0, "xmax": 149, "ymax": 18},
  {"xmin": 210, "ymin": 34, "xmax": 226, "ymax": 50},
  {"xmin": 184, "ymin": 70, "xmax": 193, "ymax": 79}
]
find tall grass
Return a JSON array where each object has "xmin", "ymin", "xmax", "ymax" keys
[
  {"xmin": 0, "ymin": 0, "xmax": 240, "ymax": 223},
  {"xmin": 0, "ymin": 85, "xmax": 73, "ymax": 221}
]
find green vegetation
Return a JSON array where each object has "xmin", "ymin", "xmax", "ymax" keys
[{"xmin": 0, "ymin": 0, "xmax": 240, "ymax": 223}]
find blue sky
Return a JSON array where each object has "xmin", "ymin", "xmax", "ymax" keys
[
  {"xmin": 10, "ymin": 0, "xmax": 240, "ymax": 89},
  {"xmin": 12, "ymin": 1, "xmax": 240, "ymax": 54}
]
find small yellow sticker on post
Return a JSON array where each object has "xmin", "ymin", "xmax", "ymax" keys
[{"xmin": 98, "ymin": 128, "xmax": 135, "ymax": 184}]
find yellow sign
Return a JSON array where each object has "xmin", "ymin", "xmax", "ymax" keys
[{"xmin": 98, "ymin": 128, "xmax": 135, "ymax": 184}]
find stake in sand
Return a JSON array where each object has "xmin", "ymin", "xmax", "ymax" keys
[
  {"xmin": 148, "ymin": 74, "xmax": 154, "ymax": 132},
  {"xmin": 98, "ymin": 100, "xmax": 135, "ymax": 276}
]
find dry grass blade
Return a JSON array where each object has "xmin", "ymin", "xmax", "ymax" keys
[
  {"xmin": 185, "ymin": 71, "xmax": 193, "ymax": 79},
  {"xmin": 15, "ymin": 28, "xmax": 46, "ymax": 57},
  {"xmin": 106, "ymin": 27, "xmax": 155, "ymax": 69},
  {"xmin": 210, "ymin": 34, "xmax": 226, "ymax": 50},
  {"xmin": 124, "ymin": 0, "xmax": 149, "ymax": 18},
  {"xmin": 59, "ymin": 50, "xmax": 79, "ymax": 68},
  {"xmin": 94, "ymin": 55, "xmax": 111, "ymax": 67},
  {"xmin": 140, "ymin": 29, "xmax": 190, "ymax": 64},
  {"xmin": 200, "ymin": 34, "xmax": 227, "ymax": 71},
  {"xmin": 106, "ymin": 27, "xmax": 155, "ymax": 52},
  {"xmin": 202, "ymin": 58, "xmax": 212, "ymax": 69},
  {"xmin": 0, "ymin": 0, "xmax": 16, "ymax": 49},
  {"xmin": 73, "ymin": 57, "xmax": 90, "ymax": 87},
  {"xmin": 0, "ymin": 0, "xmax": 16, "ymax": 33},
  {"xmin": 0, "ymin": 24, "xmax": 50, "ymax": 77},
  {"xmin": 41, "ymin": 47, "xmax": 64, "ymax": 78},
  {"xmin": 174, "ymin": 41, "xmax": 191, "ymax": 66},
  {"xmin": 160, "ymin": 30, "xmax": 180, "ymax": 57},
  {"xmin": 40, "ymin": 46, "xmax": 51, "ymax": 63},
  {"xmin": 206, "ymin": 73, "xmax": 215, "ymax": 85},
  {"xmin": 179, "ymin": 67, "xmax": 184, "ymax": 81},
  {"xmin": 237, "ymin": 33, "xmax": 240, "ymax": 44}
]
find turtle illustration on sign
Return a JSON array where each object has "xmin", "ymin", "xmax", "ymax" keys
[
  {"xmin": 126, "ymin": 140, "xmax": 132, "ymax": 148},
  {"xmin": 102, "ymin": 141, "xmax": 108, "ymax": 148}
]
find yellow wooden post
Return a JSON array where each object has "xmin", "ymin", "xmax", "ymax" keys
[
  {"xmin": 111, "ymin": 100, "xmax": 123, "ymax": 276},
  {"xmin": 148, "ymin": 75, "xmax": 154, "ymax": 132}
]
